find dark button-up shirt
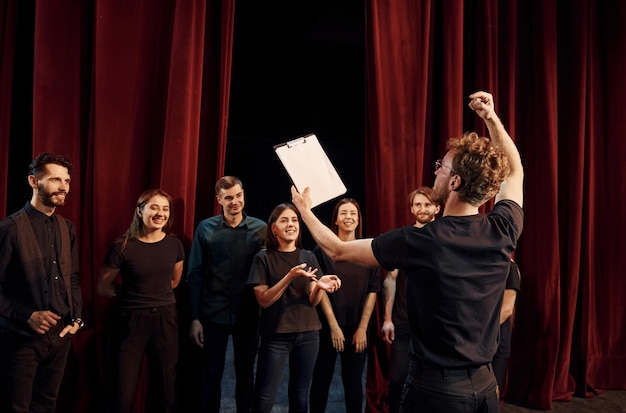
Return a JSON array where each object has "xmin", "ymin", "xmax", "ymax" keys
[{"xmin": 187, "ymin": 212, "xmax": 266, "ymax": 325}]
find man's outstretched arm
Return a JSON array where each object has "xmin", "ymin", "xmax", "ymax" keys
[
  {"xmin": 469, "ymin": 91, "xmax": 524, "ymax": 207},
  {"xmin": 291, "ymin": 186, "xmax": 379, "ymax": 267}
]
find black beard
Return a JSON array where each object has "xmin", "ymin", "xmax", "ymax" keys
[{"xmin": 37, "ymin": 184, "xmax": 66, "ymax": 207}]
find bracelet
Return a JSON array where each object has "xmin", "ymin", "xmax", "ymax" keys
[{"xmin": 72, "ymin": 317, "xmax": 85, "ymax": 329}]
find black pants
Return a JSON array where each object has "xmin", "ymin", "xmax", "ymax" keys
[
  {"xmin": 387, "ymin": 327, "xmax": 411, "ymax": 413},
  {"xmin": 0, "ymin": 322, "xmax": 72, "ymax": 413},
  {"xmin": 310, "ymin": 325, "xmax": 367, "ymax": 413},
  {"xmin": 199, "ymin": 317, "xmax": 259, "ymax": 413},
  {"xmin": 107, "ymin": 304, "xmax": 178, "ymax": 413},
  {"xmin": 399, "ymin": 358, "xmax": 499, "ymax": 413}
]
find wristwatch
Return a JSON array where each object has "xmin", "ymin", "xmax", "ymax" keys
[{"xmin": 72, "ymin": 317, "xmax": 85, "ymax": 329}]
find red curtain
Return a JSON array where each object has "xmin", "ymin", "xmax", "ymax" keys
[
  {"xmin": 0, "ymin": 0, "xmax": 234, "ymax": 411},
  {"xmin": 365, "ymin": 0, "xmax": 626, "ymax": 410}
]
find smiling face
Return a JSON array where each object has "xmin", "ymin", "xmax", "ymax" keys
[
  {"xmin": 271, "ymin": 208, "xmax": 300, "ymax": 250},
  {"xmin": 30, "ymin": 163, "xmax": 71, "ymax": 211},
  {"xmin": 216, "ymin": 184, "xmax": 245, "ymax": 219},
  {"xmin": 335, "ymin": 202, "xmax": 359, "ymax": 236},
  {"xmin": 410, "ymin": 193, "xmax": 440, "ymax": 227},
  {"xmin": 139, "ymin": 195, "xmax": 171, "ymax": 234}
]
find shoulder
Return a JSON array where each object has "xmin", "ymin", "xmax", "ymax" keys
[{"xmin": 244, "ymin": 215, "xmax": 267, "ymax": 229}]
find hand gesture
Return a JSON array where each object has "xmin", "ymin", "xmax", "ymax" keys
[
  {"xmin": 315, "ymin": 274, "xmax": 342, "ymax": 293},
  {"xmin": 289, "ymin": 263, "xmax": 318, "ymax": 280},
  {"xmin": 468, "ymin": 91, "xmax": 495, "ymax": 120}
]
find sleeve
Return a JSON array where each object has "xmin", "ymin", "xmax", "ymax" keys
[
  {"xmin": 103, "ymin": 241, "xmax": 124, "ymax": 270},
  {"xmin": 371, "ymin": 228, "xmax": 407, "ymax": 271},
  {"xmin": 367, "ymin": 267, "xmax": 381, "ymax": 293},
  {"xmin": 248, "ymin": 252, "xmax": 269, "ymax": 286},
  {"xmin": 175, "ymin": 236, "xmax": 185, "ymax": 262}
]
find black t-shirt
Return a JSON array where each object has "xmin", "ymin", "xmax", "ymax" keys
[
  {"xmin": 314, "ymin": 246, "xmax": 380, "ymax": 327},
  {"xmin": 372, "ymin": 200, "xmax": 523, "ymax": 368},
  {"xmin": 105, "ymin": 234, "xmax": 185, "ymax": 309},
  {"xmin": 248, "ymin": 249, "xmax": 323, "ymax": 334}
]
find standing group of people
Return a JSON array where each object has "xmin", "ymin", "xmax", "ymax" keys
[{"xmin": 0, "ymin": 90, "xmax": 523, "ymax": 413}]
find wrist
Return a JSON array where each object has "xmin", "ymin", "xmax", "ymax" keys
[{"xmin": 72, "ymin": 317, "xmax": 85, "ymax": 329}]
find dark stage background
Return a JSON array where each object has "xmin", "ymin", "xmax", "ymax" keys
[{"xmin": 1, "ymin": 1, "xmax": 625, "ymax": 412}]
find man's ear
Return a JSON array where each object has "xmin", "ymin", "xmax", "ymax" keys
[
  {"xmin": 450, "ymin": 174, "xmax": 464, "ymax": 192},
  {"xmin": 28, "ymin": 175, "xmax": 38, "ymax": 190}
]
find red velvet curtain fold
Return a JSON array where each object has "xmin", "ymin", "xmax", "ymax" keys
[
  {"xmin": 0, "ymin": 0, "xmax": 234, "ymax": 411},
  {"xmin": 365, "ymin": 0, "xmax": 626, "ymax": 410}
]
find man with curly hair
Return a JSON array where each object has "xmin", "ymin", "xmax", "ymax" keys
[{"xmin": 292, "ymin": 91, "xmax": 523, "ymax": 413}]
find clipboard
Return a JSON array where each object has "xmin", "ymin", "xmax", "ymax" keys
[{"xmin": 274, "ymin": 134, "xmax": 347, "ymax": 208}]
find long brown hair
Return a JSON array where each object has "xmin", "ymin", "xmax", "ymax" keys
[{"xmin": 120, "ymin": 189, "xmax": 174, "ymax": 250}]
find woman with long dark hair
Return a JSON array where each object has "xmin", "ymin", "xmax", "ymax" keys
[{"xmin": 247, "ymin": 203, "xmax": 341, "ymax": 413}]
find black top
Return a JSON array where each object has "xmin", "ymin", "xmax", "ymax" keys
[
  {"xmin": 105, "ymin": 234, "xmax": 185, "ymax": 309},
  {"xmin": 372, "ymin": 200, "xmax": 523, "ymax": 368},
  {"xmin": 248, "ymin": 249, "xmax": 323, "ymax": 335},
  {"xmin": 314, "ymin": 246, "xmax": 380, "ymax": 327}
]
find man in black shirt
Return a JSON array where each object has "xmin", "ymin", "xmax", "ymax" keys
[
  {"xmin": 292, "ymin": 91, "xmax": 524, "ymax": 412},
  {"xmin": 0, "ymin": 152, "xmax": 83, "ymax": 413}
]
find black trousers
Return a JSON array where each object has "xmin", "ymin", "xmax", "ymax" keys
[
  {"xmin": 106, "ymin": 304, "xmax": 178, "ymax": 413},
  {"xmin": 199, "ymin": 317, "xmax": 259, "ymax": 413},
  {"xmin": 0, "ymin": 322, "xmax": 72, "ymax": 413},
  {"xmin": 310, "ymin": 325, "xmax": 367, "ymax": 413}
]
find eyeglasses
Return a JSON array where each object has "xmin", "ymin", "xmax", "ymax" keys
[{"xmin": 435, "ymin": 159, "xmax": 457, "ymax": 174}]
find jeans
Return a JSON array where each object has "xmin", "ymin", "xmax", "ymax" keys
[
  {"xmin": 399, "ymin": 358, "xmax": 499, "ymax": 413},
  {"xmin": 200, "ymin": 318, "xmax": 259, "ymax": 413},
  {"xmin": 0, "ymin": 322, "xmax": 72, "ymax": 413},
  {"xmin": 253, "ymin": 331, "xmax": 319, "ymax": 413},
  {"xmin": 310, "ymin": 325, "xmax": 366, "ymax": 413}
]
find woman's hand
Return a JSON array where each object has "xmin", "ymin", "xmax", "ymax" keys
[{"xmin": 314, "ymin": 274, "xmax": 342, "ymax": 293}]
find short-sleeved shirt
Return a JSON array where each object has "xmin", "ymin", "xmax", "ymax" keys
[
  {"xmin": 105, "ymin": 234, "xmax": 185, "ymax": 309},
  {"xmin": 372, "ymin": 200, "xmax": 523, "ymax": 368},
  {"xmin": 248, "ymin": 249, "xmax": 323, "ymax": 335},
  {"xmin": 187, "ymin": 213, "xmax": 266, "ymax": 325},
  {"xmin": 314, "ymin": 246, "xmax": 380, "ymax": 327}
]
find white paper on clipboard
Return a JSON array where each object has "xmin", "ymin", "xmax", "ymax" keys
[{"xmin": 274, "ymin": 134, "xmax": 347, "ymax": 208}]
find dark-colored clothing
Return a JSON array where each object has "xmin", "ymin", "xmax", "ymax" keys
[
  {"xmin": 254, "ymin": 331, "xmax": 319, "ymax": 413},
  {"xmin": 311, "ymin": 325, "xmax": 367, "ymax": 413},
  {"xmin": 0, "ymin": 203, "xmax": 81, "ymax": 413},
  {"xmin": 248, "ymin": 248, "xmax": 324, "ymax": 413},
  {"xmin": 248, "ymin": 249, "xmax": 323, "ymax": 334},
  {"xmin": 104, "ymin": 235, "xmax": 184, "ymax": 413},
  {"xmin": 187, "ymin": 213, "xmax": 266, "ymax": 324},
  {"xmin": 400, "ymin": 358, "xmax": 499, "ymax": 413},
  {"xmin": 187, "ymin": 212, "xmax": 266, "ymax": 413},
  {"xmin": 387, "ymin": 268, "xmax": 410, "ymax": 413},
  {"xmin": 198, "ymin": 319, "xmax": 259, "ymax": 413},
  {"xmin": 310, "ymin": 247, "xmax": 380, "ymax": 413},
  {"xmin": 492, "ymin": 261, "xmax": 521, "ymax": 388},
  {"xmin": 372, "ymin": 200, "xmax": 523, "ymax": 411}
]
